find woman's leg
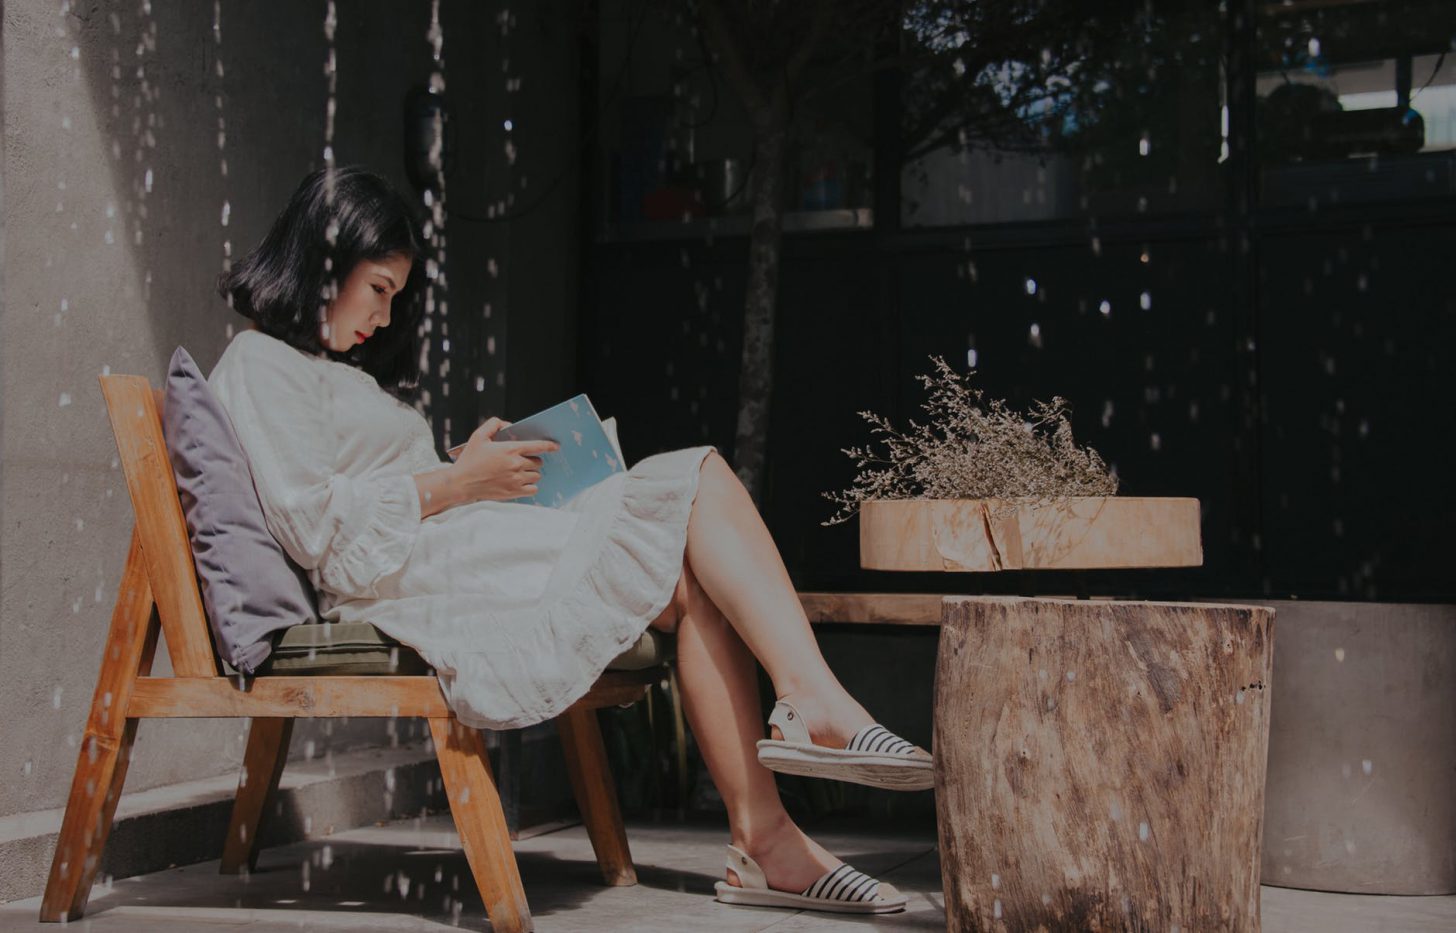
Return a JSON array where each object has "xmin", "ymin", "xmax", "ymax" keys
[
  {"xmin": 681, "ymin": 450, "xmax": 885, "ymax": 748},
  {"xmin": 652, "ymin": 558, "xmax": 846, "ymax": 892}
]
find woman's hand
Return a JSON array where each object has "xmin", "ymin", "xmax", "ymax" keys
[{"xmin": 450, "ymin": 418, "xmax": 560, "ymax": 503}]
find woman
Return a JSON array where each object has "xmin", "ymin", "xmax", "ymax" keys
[{"xmin": 208, "ymin": 166, "xmax": 932, "ymax": 915}]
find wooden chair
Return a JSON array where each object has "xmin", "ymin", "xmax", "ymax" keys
[{"xmin": 39, "ymin": 374, "xmax": 663, "ymax": 932}]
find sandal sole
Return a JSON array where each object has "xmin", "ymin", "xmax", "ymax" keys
[
  {"xmin": 714, "ymin": 882, "xmax": 907, "ymax": 914},
  {"xmin": 756, "ymin": 740, "xmax": 935, "ymax": 790}
]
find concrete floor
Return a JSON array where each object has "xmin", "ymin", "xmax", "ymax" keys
[{"xmin": 2, "ymin": 815, "xmax": 1454, "ymax": 932}]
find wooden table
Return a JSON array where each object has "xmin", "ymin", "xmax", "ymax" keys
[{"xmin": 846, "ymin": 497, "xmax": 1275, "ymax": 931}]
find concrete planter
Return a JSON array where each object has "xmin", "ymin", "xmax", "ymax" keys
[{"xmin": 1258, "ymin": 599, "xmax": 1456, "ymax": 895}]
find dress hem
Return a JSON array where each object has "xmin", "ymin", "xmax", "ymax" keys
[{"xmin": 433, "ymin": 444, "xmax": 719, "ymax": 730}]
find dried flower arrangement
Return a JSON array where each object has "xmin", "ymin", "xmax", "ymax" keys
[{"xmin": 821, "ymin": 354, "xmax": 1119, "ymax": 526}]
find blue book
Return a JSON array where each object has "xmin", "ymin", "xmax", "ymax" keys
[{"xmin": 450, "ymin": 394, "xmax": 626, "ymax": 508}]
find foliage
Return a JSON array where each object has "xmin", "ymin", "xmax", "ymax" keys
[{"xmin": 821, "ymin": 353, "xmax": 1118, "ymax": 526}]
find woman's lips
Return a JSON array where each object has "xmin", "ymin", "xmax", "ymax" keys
[{"xmin": 355, "ymin": 331, "xmax": 367, "ymax": 344}]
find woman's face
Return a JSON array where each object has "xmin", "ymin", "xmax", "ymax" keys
[{"xmin": 319, "ymin": 251, "xmax": 413, "ymax": 352}]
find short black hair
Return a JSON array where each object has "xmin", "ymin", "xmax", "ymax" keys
[{"xmin": 218, "ymin": 166, "xmax": 426, "ymax": 397}]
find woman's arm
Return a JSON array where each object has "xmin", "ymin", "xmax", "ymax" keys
[
  {"xmin": 414, "ymin": 421, "xmax": 560, "ymax": 520},
  {"xmin": 414, "ymin": 464, "xmax": 466, "ymax": 519}
]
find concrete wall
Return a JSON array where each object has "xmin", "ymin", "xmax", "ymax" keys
[
  {"xmin": 0, "ymin": 0, "xmax": 582, "ymax": 823},
  {"xmin": 1258, "ymin": 599, "xmax": 1456, "ymax": 894}
]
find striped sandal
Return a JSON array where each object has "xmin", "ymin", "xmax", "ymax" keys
[
  {"xmin": 713, "ymin": 843, "xmax": 908, "ymax": 914},
  {"xmin": 756, "ymin": 699, "xmax": 934, "ymax": 791}
]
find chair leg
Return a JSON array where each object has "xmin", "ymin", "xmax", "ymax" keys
[
  {"xmin": 556, "ymin": 706, "xmax": 637, "ymax": 886},
  {"xmin": 41, "ymin": 531, "xmax": 159, "ymax": 922},
  {"xmin": 220, "ymin": 718, "xmax": 294, "ymax": 874},
  {"xmin": 429, "ymin": 717, "xmax": 533, "ymax": 933}
]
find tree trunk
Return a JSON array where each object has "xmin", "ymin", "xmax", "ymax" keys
[
  {"xmin": 934, "ymin": 596, "xmax": 1275, "ymax": 932},
  {"xmin": 732, "ymin": 123, "xmax": 787, "ymax": 507}
]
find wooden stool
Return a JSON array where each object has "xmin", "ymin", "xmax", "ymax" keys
[{"xmin": 934, "ymin": 595, "xmax": 1274, "ymax": 931}]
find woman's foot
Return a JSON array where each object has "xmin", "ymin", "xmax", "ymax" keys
[
  {"xmin": 723, "ymin": 813, "xmax": 842, "ymax": 893},
  {"xmin": 758, "ymin": 693, "xmax": 934, "ymax": 790},
  {"xmin": 717, "ymin": 814, "xmax": 907, "ymax": 913},
  {"xmin": 766, "ymin": 689, "xmax": 873, "ymax": 748}
]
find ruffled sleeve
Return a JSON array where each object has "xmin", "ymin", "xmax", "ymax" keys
[{"xmin": 209, "ymin": 335, "xmax": 422, "ymax": 598}]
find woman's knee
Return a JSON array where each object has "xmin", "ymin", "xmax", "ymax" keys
[
  {"xmin": 649, "ymin": 556, "xmax": 712, "ymax": 635},
  {"xmin": 700, "ymin": 448, "xmax": 737, "ymax": 491},
  {"xmin": 649, "ymin": 560, "xmax": 693, "ymax": 634}
]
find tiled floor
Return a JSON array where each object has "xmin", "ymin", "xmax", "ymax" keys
[{"xmin": 2, "ymin": 815, "xmax": 1453, "ymax": 931}]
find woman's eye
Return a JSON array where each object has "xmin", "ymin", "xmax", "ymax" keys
[{"xmin": 372, "ymin": 285, "xmax": 386, "ymax": 295}]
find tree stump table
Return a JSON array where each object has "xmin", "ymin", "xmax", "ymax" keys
[{"xmin": 858, "ymin": 498, "xmax": 1275, "ymax": 931}]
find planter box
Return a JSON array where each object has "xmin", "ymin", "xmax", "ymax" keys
[{"xmin": 858, "ymin": 496, "xmax": 1202, "ymax": 572}]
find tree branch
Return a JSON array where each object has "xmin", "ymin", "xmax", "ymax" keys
[
  {"xmin": 784, "ymin": 0, "xmax": 836, "ymax": 88},
  {"xmin": 696, "ymin": 0, "xmax": 768, "ymax": 118}
]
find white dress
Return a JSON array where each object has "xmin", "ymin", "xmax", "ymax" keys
[{"xmin": 208, "ymin": 329, "xmax": 716, "ymax": 729}]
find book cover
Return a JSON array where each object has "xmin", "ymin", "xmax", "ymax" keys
[{"xmin": 450, "ymin": 394, "xmax": 626, "ymax": 508}]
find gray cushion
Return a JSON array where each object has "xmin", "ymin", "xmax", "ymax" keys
[
  {"xmin": 162, "ymin": 346, "xmax": 319, "ymax": 673},
  {"xmin": 260, "ymin": 622, "xmax": 672, "ymax": 677}
]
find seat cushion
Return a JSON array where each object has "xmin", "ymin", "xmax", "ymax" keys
[
  {"xmin": 162, "ymin": 346, "xmax": 320, "ymax": 674},
  {"xmin": 259, "ymin": 622, "xmax": 673, "ymax": 677}
]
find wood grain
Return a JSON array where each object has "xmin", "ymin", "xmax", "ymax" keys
[
  {"xmin": 430, "ymin": 717, "xmax": 533, "ymax": 933},
  {"xmin": 219, "ymin": 718, "xmax": 294, "ymax": 875},
  {"xmin": 860, "ymin": 497, "xmax": 1203, "ymax": 572},
  {"xmin": 100, "ymin": 376, "xmax": 216, "ymax": 676},
  {"xmin": 127, "ymin": 668, "xmax": 664, "ymax": 719},
  {"xmin": 933, "ymin": 595, "xmax": 1274, "ymax": 932},
  {"xmin": 40, "ymin": 530, "xmax": 161, "ymax": 921},
  {"xmin": 128, "ymin": 675, "xmax": 451, "ymax": 718},
  {"xmin": 556, "ymin": 707, "xmax": 637, "ymax": 885},
  {"xmin": 799, "ymin": 591, "xmax": 947, "ymax": 625}
]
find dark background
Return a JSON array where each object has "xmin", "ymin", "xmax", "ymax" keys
[{"xmin": 568, "ymin": 0, "xmax": 1456, "ymax": 605}]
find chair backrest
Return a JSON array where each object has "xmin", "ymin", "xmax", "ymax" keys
[{"xmin": 100, "ymin": 374, "xmax": 219, "ymax": 678}]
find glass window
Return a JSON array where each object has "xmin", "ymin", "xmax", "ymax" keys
[
  {"xmin": 594, "ymin": 0, "xmax": 875, "ymax": 241},
  {"xmin": 1255, "ymin": 0, "xmax": 1456, "ymax": 207},
  {"xmin": 900, "ymin": 0, "xmax": 1227, "ymax": 227}
]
